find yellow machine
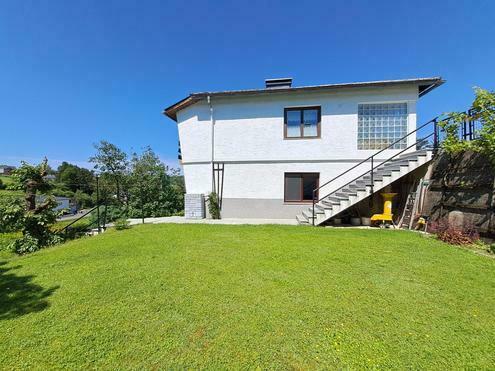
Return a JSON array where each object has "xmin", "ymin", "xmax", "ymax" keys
[{"xmin": 371, "ymin": 193, "xmax": 397, "ymax": 225}]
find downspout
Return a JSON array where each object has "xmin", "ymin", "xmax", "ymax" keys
[{"xmin": 208, "ymin": 95, "xmax": 215, "ymax": 193}]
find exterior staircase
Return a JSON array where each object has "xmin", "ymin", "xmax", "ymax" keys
[{"xmin": 296, "ymin": 149, "xmax": 433, "ymax": 226}]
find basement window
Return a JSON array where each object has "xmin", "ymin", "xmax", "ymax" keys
[
  {"xmin": 284, "ymin": 173, "xmax": 319, "ymax": 202},
  {"xmin": 358, "ymin": 103, "xmax": 408, "ymax": 150},
  {"xmin": 284, "ymin": 107, "xmax": 321, "ymax": 139}
]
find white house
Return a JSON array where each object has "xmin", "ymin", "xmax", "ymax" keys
[{"xmin": 164, "ymin": 77, "xmax": 444, "ymax": 224}]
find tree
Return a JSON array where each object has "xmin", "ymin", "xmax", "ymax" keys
[
  {"xmin": 11, "ymin": 158, "xmax": 52, "ymax": 211},
  {"xmin": 7, "ymin": 159, "xmax": 61, "ymax": 254},
  {"xmin": 127, "ymin": 147, "xmax": 183, "ymax": 218},
  {"xmin": 439, "ymin": 87, "xmax": 495, "ymax": 164},
  {"xmin": 56, "ymin": 162, "xmax": 94, "ymax": 194},
  {"xmin": 89, "ymin": 141, "xmax": 128, "ymax": 202}
]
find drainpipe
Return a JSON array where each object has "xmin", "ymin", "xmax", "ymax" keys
[{"xmin": 208, "ymin": 95, "xmax": 215, "ymax": 193}]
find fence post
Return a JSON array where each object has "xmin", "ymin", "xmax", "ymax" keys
[
  {"xmin": 312, "ymin": 190, "xmax": 315, "ymax": 226},
  {"xmin": 433, "ymin": 118, "xmax": 439, "ymax": 149},
  {"xmin": 370, "ymin": 157, "xmax": 374, "ymax": 195},
  {"xmin": 141, "ymin": 182, "xmax": 145, "ymax": 224},
  {"xmin": 96, "ymin": 175, "xmax": 101, "ymax": 233}
]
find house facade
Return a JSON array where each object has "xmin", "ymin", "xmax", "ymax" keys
[
  {"xmin": 164, "ymin": 77, "xmax": 444, "ymax": 221},
  {"xmin": 0, "ymin": 165, "xmax": 16, "ymax": 176}
]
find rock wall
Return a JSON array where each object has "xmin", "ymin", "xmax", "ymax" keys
[{"xmin": 422, "ymin": 151, "xmax": 495, "ymax": 237}]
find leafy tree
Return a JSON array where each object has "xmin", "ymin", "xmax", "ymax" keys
[
  {"xmin": 11, "ymin": 158, "xmax": 52, "ymax": 211},
  {"xmin": 56, "ymin": 162, "xmax": 94, "ymax": 194},
  {"xmin": 89, "ymin": 141, "xmax": 128, "ymax": 202},
  {"xmin": 439, "ymin": 87, "xmax": 495, "ymax": 164},
  {"xmin": 7, "ymin": 159, "xmax": 61, "ymax": 254},
  {"xmin": 127, "ymin": 147, "xmax": 183, "ymax": 218}
]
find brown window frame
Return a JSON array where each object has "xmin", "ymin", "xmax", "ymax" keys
[
  {"xmin": 284, "ymin": 106, "xmax": 321, "ymax": 139},
  {"xmin": 284, "ymin": 172, "xmax": 320, "ymax": 203}
]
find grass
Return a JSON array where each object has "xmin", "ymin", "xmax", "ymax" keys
[
  {"xmin": 0, "ymin": 232, "xmax": 20, "ymax": 252},
  {"xmin": 0, "ymin": 175, "xmax": 14, "ymax": 186},
  {"xmin": 0, "ymin": 224, "xmax": 494, "ymax": 369}
]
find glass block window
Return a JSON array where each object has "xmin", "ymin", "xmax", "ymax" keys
[{"xmin": 358, "ymin": 103, "xmax": 408, "ymax": 150}]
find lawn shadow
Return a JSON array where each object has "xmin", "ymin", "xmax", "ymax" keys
[{"xmin": 0, "ymin": 261, "xmax": 58, "ymax": 320}]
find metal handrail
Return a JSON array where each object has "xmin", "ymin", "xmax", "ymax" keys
[
  {"xmin": 311, "ymin": 115, "xmax": 445, "ymax": 225},
  {"xmin": 60, "ymin": 204, "xmax": 100, "ymax": 236}
]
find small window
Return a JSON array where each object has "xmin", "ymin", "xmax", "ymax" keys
[
  {"xmin": 284, "ymin": 107, "xmax": 321, "ymax": 139},
  {"xmin": 284, "ymin": 173, "xmax": 319, "ymax": 202}
]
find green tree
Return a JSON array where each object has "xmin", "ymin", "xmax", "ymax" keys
[
  {"xmin": 89, "ymin": 141, "xmax": 128, "ymax": 203},
  {"xmin": 56, "ymin": 162, "xmax": 94, "ymax": 194},
  {"xmin": 7, "ymin": 159, "xmax": 61, "ymax": 254},
  {"xmin": 127, "ymin": 147, "xmax": 183, "ymax": 218},
  {"xmin": 439, "ymin": 87, "xmax": 495, "ymax": 164}
]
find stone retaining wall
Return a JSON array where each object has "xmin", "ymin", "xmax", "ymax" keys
[{"xmin": 422, "ymin": 151, "xmax": 495, "ymax": 237}]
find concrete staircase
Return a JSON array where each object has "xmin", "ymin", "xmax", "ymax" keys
[{"xmin": 296, "ymin": 149, "xmax": 433, "ymax": 226}]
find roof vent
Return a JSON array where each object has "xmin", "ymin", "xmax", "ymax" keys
[{"xmin": 265, "ymin": 77, "xmax": 293, "ymax": 89}]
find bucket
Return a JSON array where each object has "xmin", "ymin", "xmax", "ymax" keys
[
  {"xmin": 350, "ymin": 217, "xmax": 361, "ymax": 226},
  {"xmin": 361, "ymin": 217, "xmax": 371, "ymax": 226}
]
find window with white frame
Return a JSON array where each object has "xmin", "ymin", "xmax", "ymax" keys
[{"xmin": 357, "ymin": 103, "xmax": 408, "ymax": 150}]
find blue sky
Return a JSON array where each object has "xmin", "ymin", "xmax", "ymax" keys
[{"xmin": 0, "ymin": 0, "xmax": 494, "ymax": 170}]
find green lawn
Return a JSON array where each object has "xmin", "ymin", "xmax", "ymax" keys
[
  {"xmin": 0, "ymin": 224, "xmax": 494, "ymax": 369},
  {"xmin": 0, "ymin": 175, "xmax": 14, "ymax": 186}
]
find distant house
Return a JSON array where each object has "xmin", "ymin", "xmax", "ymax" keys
[
  {"xmin": 36, "ymin": 195, "xmax": 77, "ymax": 214},
  {"xmin": 0, "ymin": 165, "xmax": 16, "ymax": 176}
]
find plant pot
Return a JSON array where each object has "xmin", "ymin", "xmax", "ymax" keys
[
  {"xmin": 361, "ymin": 217, "xmax": 371, "ymax": 226},
  {"xmin": 350, "ymin": 217, "xmax": 361, "ymax": 226},
  {"xmin": 333, "ymin": 218, "xmax": 342, "ymax": 225}
]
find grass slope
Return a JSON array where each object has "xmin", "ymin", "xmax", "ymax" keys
[{"xmin": 0, "ymin": 224, "xmax": 494, "ymax": 369}]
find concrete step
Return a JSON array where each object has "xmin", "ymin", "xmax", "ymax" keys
[
  {"xmin": 301, "ymin": 149, "xmax": 434, "ymax": 227},
  {"xmin": 296, "ymin": 214, "xmax": 309, "ymax": 224}
]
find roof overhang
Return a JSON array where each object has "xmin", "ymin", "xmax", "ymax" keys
[{"xmin": 163, "ymin": 77, "xmax": 445, "ymax": 122}]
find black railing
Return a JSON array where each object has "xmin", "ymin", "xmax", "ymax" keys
[
  {"xmin": 60, "ymin": 204, "xmax": 103, "ymax": 237},
  {"xmin": 311, "ymin": 116, "xmax": 443, "ymax": 225},
  {"xmin": 310, "ymin": 109, "xmax": 483, "ymax": 225}
]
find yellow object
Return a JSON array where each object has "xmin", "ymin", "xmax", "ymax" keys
[{"xmin": 371, "ymin": 193, "xmax": 397, "ymax": 223}]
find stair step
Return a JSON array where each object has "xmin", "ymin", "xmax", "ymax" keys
[
  {"xmin": 298, "ymin": 149, "xmax": 433, "ymax": 226},
  {"xmin": 296, "ymin": 214, "xmax": 309, "ymax": 224},
  {"xmin": 302, "ymin": 210, "xmax": 316, "ymax": 219},
  {"xmin": 335, "ymin": 191, "xmax": 356, "ymax": 198}
]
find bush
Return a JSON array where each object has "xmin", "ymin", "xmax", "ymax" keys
[
  {"xmin": 114, "ymin": 218, "xmax": 130, "ymax": 230},
  {"xmin": 0, "ymin": 179, "xmax": 5, "ymax": 190},
  {"xmin": 207, "ymin": 192, "xmax": 221, "ymax": 219},
  {"xmin": 0, "ymin": 232, "xmax": 21, "ymax": 251},
  {"xmin": 0, "ymin": 196, "xmax": 24, "ymax": 232},
  {"xmin": 12, "ymin": 233, "xmax": 62, "ymax": 255},
  {"xmin": 428, "ymin": 219, "xmax": 480, "ymax": 245}
]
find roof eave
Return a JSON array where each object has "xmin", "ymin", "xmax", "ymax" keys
[{"xmin": 163, "ymin": 77, "xmax": 445, "ymax": 122}]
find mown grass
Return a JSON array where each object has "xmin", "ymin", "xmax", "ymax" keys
[
  {"xmin": 0, "ymin": 232, "xmax": 20, "ymax": 252},
  {"xmin": 0, "ymin": 224, "xmax": 494, "ymax": 369},
  {"xmin": 0, "ymin": 175, "xmax": 14, "ymax": 186}
]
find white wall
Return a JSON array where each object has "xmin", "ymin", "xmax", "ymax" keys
[{"xmin": 177, "ymin": 85, "xmax": 420, "ymax": 198}]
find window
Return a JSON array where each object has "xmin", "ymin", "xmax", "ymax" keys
[
  {"xmin": 358, "ymin": 103, "xmax": 408, "ymax": 150},
  {"xmin": 284, "ymin": 107, "xmax": 321, "ymax": 138},
  {"xmin": 284, "ymin": 173, "xmax": 319, "ymax": 202}
]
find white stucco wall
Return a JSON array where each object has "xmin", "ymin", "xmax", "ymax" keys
[{"xmin": 177, "ymin": 85, "xmax": 420, "ymax": 201}]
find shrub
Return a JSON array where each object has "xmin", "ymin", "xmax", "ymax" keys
[
  {"xmin": 114, "ymin": 218, "xmax": 130, "ymax": 230},
  {"xmin": 428, "ymin": 218, "xmax": 479, "ymax": 245},
  {"xmin": 0, "ymin": 196, "xmax": 24, "ymax": 232},
  {"xmin": 0, "ymin": 178, "xmax": 5, "ymax": 190},
  {"xmin": 207, "ymin": 192, "xmax": 221, "ymax": 219}
]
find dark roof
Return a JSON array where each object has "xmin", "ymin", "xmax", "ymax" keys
[{"xmin": 163, "ymin": 77, "xmax": 445, "ymax": 121}]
